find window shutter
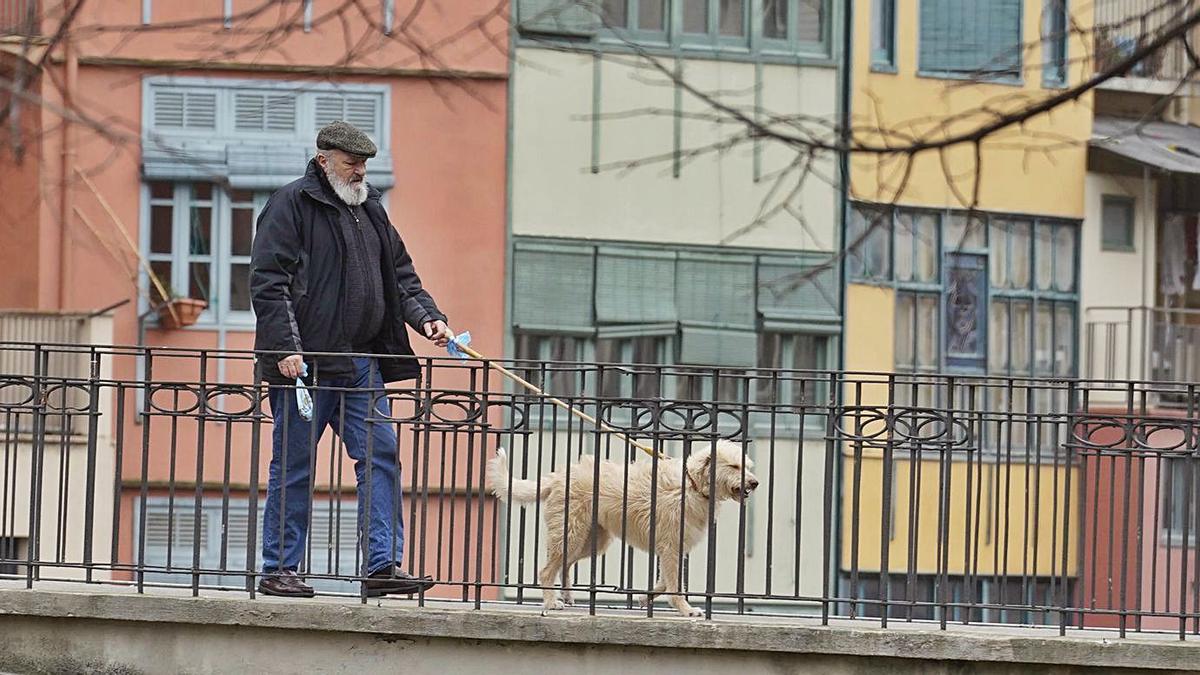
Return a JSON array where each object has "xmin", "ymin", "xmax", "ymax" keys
[
  {"xmin": 678, "ymin": 326, "xmax": 758, "ymax": 368},
  {"xmin": 308, "ymin": 501, "xmax": 361, "ymax": 578},
  {"xmin": 139, "ymin": 500, "xmax": 208, "ymax": 568},
  {"xmin": 595, "ymin": 247, "xmax": 677, "ymax": 324},
  {"xmin": 314, "ymin": 95, "xmax": 345, "ymax": 128},
  {"xmin": 153, "ymin": 88, "xmax": 217, "ymax": 130},
  {"xmin": 345, "ymin": 97, "xmax": 379, "ymax": 136},
  {"xmin": 142, "ymin": 141, "xmax": 227, "ymax": 181},
  {"xmin": 676, "ymin": 252, "xmax": 756, "ymax": 329},
  {"xmin": 512, "ymin": 241, "xmax": 595, "ymax": 332},
  {"xmin": 314, "ymin": 94, "xmax": 380, "ymax": 139},
  {"xmin": 227, "ymin": 143, "xmax": 311, "ymax": 189},
  {"xmin": 516, "ymin": 0, "xmax": 599, "ymax": 35},
  {"xmin": 234, "ymin": 92, "xmax": 297, "ymax": 132},
  {"xmin": 986, "ymin": 0, "xmax": 1022, "ymax": 76},
  {"xmin": 920, "ymin": 0, "xmax": 1020, "ymax": 76},
  {"xmin": 757, "ymin": 254, "xmax": 839, "ymax": 331}
]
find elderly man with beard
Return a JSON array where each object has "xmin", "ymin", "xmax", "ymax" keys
[{"xmin": 249, "ymin": 120, "xmax": 453, "ymax": 598}]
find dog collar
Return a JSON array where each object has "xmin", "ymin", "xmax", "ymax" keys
[{"xmin": 685, "ymin": 470, "xmax": 706, "ymax": 498}]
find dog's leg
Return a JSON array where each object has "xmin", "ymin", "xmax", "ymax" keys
[
  {"xmin": 538, "ymin": 551, "xmax": 566, "ymax": 613},
  {"xmin": 639, "ymin": 578, "xmax": 667, "ymax": 608},
  {"xmin": 658, "ymin": 547, "xmax": 703, "ymax": 618}
]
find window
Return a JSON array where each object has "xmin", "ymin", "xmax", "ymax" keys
[
  {"xmin": 895, "ymin": 291, "xmax": 939, "ymax": 376},
  {"xmin": 847, "ymin": 205, "xmax": 892, "ymax": 282},
  {"xmin": 919, "ymin": 0, "xmax": 1022, "ymax": 80},
  {"xmin": 756, "ymin": 332, "xmax": 831, "ymax": 426},
  {"xmin": 144, "ymin": 182, "xmax": 268, "ymax": 326},
  {"xmin": 1102, "ymin": 195, "xmax": 1136, "ymax": 251},
  {"xmin": 137, "ymin": 497, "xmax": 361, "ymax": 591},
  {"xmin": 851, "ymin": 204, "xmax": 1080, "ymax": 380},
  {"xmin": 990, "ymin": 219, "xmax": 1077, "ymax": 376},
  {"xmin": 0, "ymin": 537, "xmax": 25, "ymax": 576},
  {"xmin": 143, "ymin": 78, "xmax": 393, "ymax": 191},
  {"xmin": 841, "ymin": 572, "xmax": 1074, "ymax": 626},
  {"xmin": 1042, "ymin": 0, "xmax": 1068, "ymax": 85},
  {"xmin": 514, "ymin": 334, "xmax": 588, "ymax": 398},
  {"xmin": 894, "ymin": 211, "xmax": 939, "ymax": 284},
  {"xmin": 511, "ymin": 238, "xmax": 839, "ymax": 424},
  {"xmin": 596, "ymin": 335, "xmax": 669, "ymax": 400},
  {"xmin": 517, "ymin": 0, "xmax": 829, "ymax": 57},
  {"xmin": 871, "ymin": 0, "xmax": 896, "ymax": 69},
  {"xmin": 1164, "ymin": 458, "xmax": 1198, "ymax": 542}
]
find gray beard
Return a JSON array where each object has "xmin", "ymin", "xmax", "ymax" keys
[{"xmin": 323, "ymin": 166, "xmax": 369, "ymax": 206}]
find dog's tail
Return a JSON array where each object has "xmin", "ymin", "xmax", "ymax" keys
[{"xmin": 486, "ymin": 448, "xmax": 544, "ymax": 504}]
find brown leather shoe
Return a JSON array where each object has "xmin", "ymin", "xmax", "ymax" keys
[
  {"xmin": 364, "ymin": 564, "xmax": 435, "ymax": 597},
  {"xmin": 258, "ymin": 570, "xmax": 315, "ymax": 598}
]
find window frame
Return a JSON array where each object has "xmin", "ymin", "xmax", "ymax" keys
[
  {"xmin": 850, "ymin": 203, "xmax": 1081, "ymax": 379},
  {"xmin": 917, "ymin": 0, "xmax": 1024, "ymax": 84},
  {"xmin": 516, "ymin": 0, "xmax": 834, "ymax": 62},
  {"xmin": 139, "ymin": 182, "xmax": 270, "ymax": 330},
  {"xmin": 1041, "ymin": 0, "xmax": 1068, "ymax": 86},
  {"xmin": 1101, "ymin": 194, "xmax": 1137, "ymax": 252},
  {"xmin": 870, "ymin": 0, "xmax": 897, "ymax": 71}
]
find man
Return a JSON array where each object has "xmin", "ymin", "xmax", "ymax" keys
[{"xmin": 250, "ymin": 120, "xmax": 452, "ymax": 598}]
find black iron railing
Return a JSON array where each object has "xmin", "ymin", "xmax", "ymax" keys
[{"xmin": 1, "ymin": 342, "xmax": 1199, "ymax": 638}]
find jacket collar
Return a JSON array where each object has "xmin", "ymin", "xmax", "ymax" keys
[{"xmin": 300, "ymin": 157, "xmax": 383, "ymax": 208}]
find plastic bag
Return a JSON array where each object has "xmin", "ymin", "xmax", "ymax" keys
[{"xmin": 295, "ymin": 361, "xmax": 313, "ymax": 422}]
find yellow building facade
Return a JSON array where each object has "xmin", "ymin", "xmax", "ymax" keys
[{"xmin": 839, "ymin": 0, "xmax": 1093, "ymax": 619}]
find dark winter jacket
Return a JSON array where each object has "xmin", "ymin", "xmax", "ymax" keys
[{"xmin": 249, "ymin": 159, "xmax": 446, "ymax": 385}]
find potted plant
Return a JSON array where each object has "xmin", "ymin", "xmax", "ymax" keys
[{"xmin": 154, "ymin": 292, "xmax": 208, "ymax": 329}]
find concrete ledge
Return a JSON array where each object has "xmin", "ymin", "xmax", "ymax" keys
[{"xmin": 1, "ymin": 588, "xmax": 1199, "ymax": 672}]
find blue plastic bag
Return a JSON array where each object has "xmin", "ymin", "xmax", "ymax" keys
[{"xmin": 447, "ymin": 331, "xmax": 472, "ymax": 360}]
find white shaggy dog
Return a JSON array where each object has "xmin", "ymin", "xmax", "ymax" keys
[{"xmin": 486, "ymin": 441, "xmax": 759, "ymax": 617}]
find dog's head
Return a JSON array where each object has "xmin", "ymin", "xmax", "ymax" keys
[{"xmin": 685, "ymin": 440, "xmax": 759, "ymax": 503}]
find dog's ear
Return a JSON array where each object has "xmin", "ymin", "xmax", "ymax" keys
[{"xmin": 687, "ymin": 448, "xmax": 712, "ymax": 476}]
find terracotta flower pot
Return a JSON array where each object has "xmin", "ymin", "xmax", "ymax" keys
[{"xmin": 156, "ymin": 298, "xmax": 208, "ymax": 329}]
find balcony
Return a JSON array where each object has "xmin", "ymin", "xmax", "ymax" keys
[
  {"xmin": 1084, "ymin": 306, "xmax": 1200, "ymax": 405},
  {"xmin": 1094, "ymin": 0, "xmax": 1198, "ymax": 94}
]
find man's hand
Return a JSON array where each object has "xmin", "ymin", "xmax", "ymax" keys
[
  {"xmin": 278, "ymin": 354, "xmax": 305, "ymax": 379},
  {"xmin": 422, "ymin": 320, "xmax": 453, "ymax": 348}
]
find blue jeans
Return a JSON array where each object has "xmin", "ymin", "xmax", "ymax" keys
[{"xmin": 261, "ymin": 357, "xmax": 403, "ymax": 576}]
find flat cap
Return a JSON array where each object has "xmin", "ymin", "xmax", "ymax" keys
[{"xmin": 316, "ymin": 120, "xmax": 377, "ymax": 158}]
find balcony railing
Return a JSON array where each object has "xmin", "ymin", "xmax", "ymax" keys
[
  {"xmin": 0, "ymin": 0, "xmax": 37, "ymax": 37},
  {"xmin": 1084, "ymin": 306, "xmax": 1200, "ymax": 405},
  {"xmin": 1, "ymin": 342, "xmax": 1200, "ymax": 637},
  {"xmin": 1094, "ymin": 0, "xmax": 1196, "ymax": 83}
]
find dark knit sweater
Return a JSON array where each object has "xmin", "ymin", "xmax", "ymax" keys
[{"xmin": 339, "ymin": 202, "xmax": 385, "ymax": 351}]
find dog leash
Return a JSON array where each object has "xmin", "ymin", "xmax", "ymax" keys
[{"xmin": 446, "ymin": 332, "xmax": 666, "ymax": 460}]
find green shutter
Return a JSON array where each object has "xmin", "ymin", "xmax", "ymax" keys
[
  {"xmin": 920, "ymin": 0, "xmax": 1020, "ymax": 76},
  {"xmin": 757, "ymin": 254, "xmax": 839, "ymax": 325},
  {"xmin": 676, "ymin": 252, "xmax": 756, "ymax": 329},
  {"xmin": 595, "ymin": 247, "xmax": 677, "ymax": 324},
  {"xmin": 517, "ymin": 0, "xmax": 599, "ymax": 35},
  {"xmin": 678, "ymin": 326, "xmax": 758, "ymax": 368},
  {"xmin": 512, "ymin": 241, "xmax": 595, "ymax": 332}
]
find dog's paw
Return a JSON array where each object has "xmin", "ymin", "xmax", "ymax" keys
[
  {"xmin": 495, "ymin": 447, "xmax": 507, "ymax": 460},
  {"xmin": 678, "ymin": 605, "xmax": 704, "ymax": 618},
  {"xmin": 560, "ymin": 591, "xmax": 575, "ymax": 606},
  {"xmin": 638, "ymin": 595, "xmax": 652, "ymax": 609},
  {"xmin": 542, "ymin": 599, "xmax": 565, "ymax": 613}
]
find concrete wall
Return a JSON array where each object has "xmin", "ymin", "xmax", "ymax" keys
[
  {"xmin": 510, "ymin": 48, "xmax": 839, "ymax": 252},
  {"xmin": 2, "ymin": 589, "xmax": 1197, "ymax": 674}
]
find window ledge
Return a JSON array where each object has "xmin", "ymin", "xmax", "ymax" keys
[
  {"xmin": 915, "ymin": 70, "xmax": 1025, "ymax": 88},
  {"xmin": 515, "ymin": 36, "xmax": 837, "ymax": 68},
  {"xmin": 869, "ymin": 63, "xmax": 897, "ymax": 75},
  {"xmin": 1101, "ymin": 245, "xmax": 1138, "ymax": 254}
]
